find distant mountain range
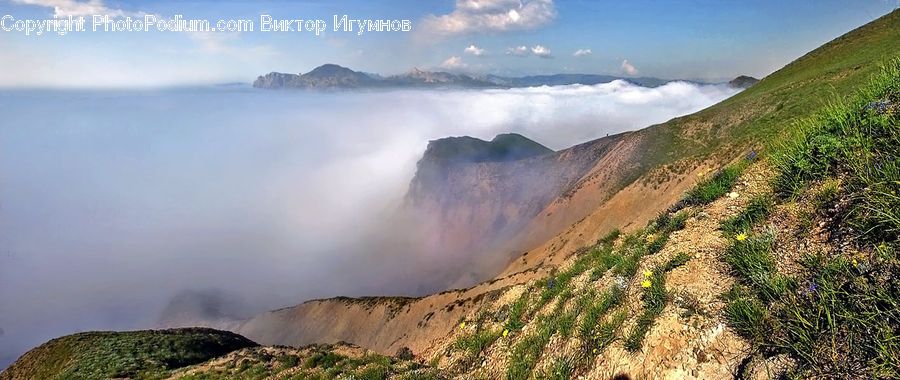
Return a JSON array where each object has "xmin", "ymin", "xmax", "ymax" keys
[{"xmin": 253, "ymin": 64, "xmax": 757, "ymax": 90}]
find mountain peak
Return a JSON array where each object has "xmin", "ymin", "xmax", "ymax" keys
[
  {"xmin": 421, "ymin": 133, "xmax": 553, "ymax": 165},
  {"xmin": 728, "ymin": 75, "xmax": 760, "ymax": 88},
  {"xmin": 306, "ymin": 64, "xmax": 357, "ymax": 77}
]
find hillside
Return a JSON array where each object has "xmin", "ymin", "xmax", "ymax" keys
[
  {"xmin": 230, "ymin": 8, "xmax": 900, "ymax": 365},
  {"xmin": 0, "ymin": 328, "xmax": 256, "ymax": 380}
]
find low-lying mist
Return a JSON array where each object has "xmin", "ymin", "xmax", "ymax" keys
[{"xmin": 0, "ymin": 80, "xmax": 739, "ymax": 368}]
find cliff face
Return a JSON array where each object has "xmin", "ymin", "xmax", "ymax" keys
[{"xmin": 403, "ymin": 133, "xmax": 628, "ymax": 285}]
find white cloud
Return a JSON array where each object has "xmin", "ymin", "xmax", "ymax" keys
[
  {"xmin": 530, "ymin": 45, "xmax": 552, "ymax": 58},
  {"xmin": 422, "ymin": 0, "xmax": 557, "ymax": 36},
  {"xmin": 464, "ymin": 45, "xmax": 486, "ymax": 56},
  {"xmin": 573, "ymin": 48, "xmax": 592, "ymax": 57},
  {"xmin": 11, "ymin": 0, "xmax": 126, "ymax": 17},
  {"xmin": 621, "ymin": 59, "xmax": 639, "ymax": 75},
  {"xmin": 505, "ymin": 44, "xmax": 552, "ymax": 58},
  {"xmin": 440, "ymin": 56, "xmax": 467, "ymax": 70},
  {"xmin": 505, "ymin": 45, "xmax": 530, "ymax": 56}
]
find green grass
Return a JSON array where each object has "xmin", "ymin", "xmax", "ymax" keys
[
  {"xmin": 623, "ymin": 270, "xmax": 667, "ymax": 351},
  {"xmin": 683, "ymin": 163, "xmax": 746, "ymax": 206},
  {"xmin": 536, "ymin": 357, "xmax": 575, "ymax": 380},
  {"xmin": 178, "ymin": 347, "xmax": 420, "ymax": 380},
  {"xmin": 663, "ymin": 252, "xmax": 691, "ymax": 272},
  {"xmin": 453, "ymin": 328, "xmax": 501, "ymax": 356},
  {"xmin": 622, "ymin": 253, "xmax": 690, "ymax": 352},
  {"xmin": 598, "ymin": 229, "xmax": 621, "ymax": 246},
  {"xmin": 506, "ymin": 314, "xmax": 559, "ymax": 380},
  {"xmin": 504, "ymin": 291, "xmax": 531, "ymax": 332},
  {"xmin": 720, "ymin": 193, "xmax": 775, "ymax": 236},
  {"xmin": 723, "ymin": 231, "xmax": 794, "ymax": 302},
  {"xmin": 733, "ymin": 58, "xmax": 900, "ymax": 378},
  {"xmin": 723, "ymin": 285, "xmax": 768, "ymax": 342},
  {"xmin": 578, "ymin": 287, "xmax": 625, "ymax": 342},
  {"xmin": 584, "ymin": 310, "xmax": 628, "ymax": 355}
]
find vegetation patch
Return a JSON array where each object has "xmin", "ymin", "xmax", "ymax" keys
[
  {"xmin": 682, "ymin": 163, "xmax": 746, "ymax": 206},
  {"xmin": 623, "ymin": 253, "xmax": 690, "ymax": 352},
  {"xmin": 0, "ymin": 328, "xmax": 257, "ymax": 380},
  {"xmin": 720, "ymin": 193, "xmax": 774, "ymax": 236},
  {"xmin": 731, "ymin": 59, "xmax": 900, "ymax": 378}
]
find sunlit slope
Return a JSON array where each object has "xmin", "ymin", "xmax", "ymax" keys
[
  {"xmin": 643, "ymin": 8, "xmax": 900, "ymax": 162},
  {"xmin": 233, "ymin": 10, "xmax": 900, "ymax": 360},
  {"xmin": 496, "ymin": 8, "xmax": 900, "ymax": 276}
]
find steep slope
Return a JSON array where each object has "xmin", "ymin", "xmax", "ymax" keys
[
  {"xmin": 193, "ymin": 68, "xmax": 899, "ymax": 378},
  {"xmin": 403, "ymin": 133, "xmax": 626, "ymax": 283},
  {"xmin": 233, "ymin": 9, "xmax": 900, "ymax": 360},
  {"xmin": 489, "ymin": 7, "xmax": 900, "ymax": 278}
]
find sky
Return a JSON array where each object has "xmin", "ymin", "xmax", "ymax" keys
[{"xmin": 0, "ymin": 0, "xmax": 897, "ymax": 87}]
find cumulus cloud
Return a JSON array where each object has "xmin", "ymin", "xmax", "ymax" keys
[
  {"xmin": 506, "ymin": 45, "xmax": 530, "ymax": 56},
  {"xmin": 440, "ymin": 56, "xmax": 467, "ymax": 70},
  {"xmin": 11, "ymin": 0, "xmax": 126, "ymax": 17},
  {"xmin": 422, "ymin": 0, "xmax": 557, "ymax": 36},
  {"xmin": 573, "ymin": 48, "xmax": 592, "ymax": 57},
  {"xmin": 505, "ymin": 45, "xmax": 551, "ymax": 58},
  {"xmin": 621, "ymin": 59, "xmax": 639, "ymax": 75},
  {"xmin": 530, "ymin": 45, "xmax": 552, "ymax": 58},
  {"xmin": 463, "ymin": 45, "xmax": 486, "ymax": 56}
]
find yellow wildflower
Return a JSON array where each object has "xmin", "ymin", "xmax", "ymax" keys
[
  {"xmin": 852, "ymin": 259, "xmax": 858, "ymax": 266},
  {"xmin": 643, "ymin": 270, "xmax": 653, "ymax": 277},
  {"xmin": 642, "ymin": 280, "xmax": 652, "ymax": 288},
  {"xmin": 502, "ymin": 329, "xmax": 509, "ymax": 337},
  {"xmin": 698, "ymin": 173, "xmax": 704, "ymax": 177},
  {"xmin": 459, "ymin": 322, "xmax": 466, "ymax": 329},
  {"xmin": 736, "ymin": 233, "xmax": 748, "ymax": 241},
  {"xmin": 707, "ymin": 168, "xmax": 713, "ymax": 172},
  {"xmin": 647, "ymin": 234, "xmax": 656, "ymax": 240}
]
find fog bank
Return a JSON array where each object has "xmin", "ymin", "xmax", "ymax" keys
[{"xmin": 0, "ymin": 81, "xmax": 738, "ymax": 369}]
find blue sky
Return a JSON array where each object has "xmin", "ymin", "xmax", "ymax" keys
[{"xmin": 0, "ymin": 0, "xmax": 897, "ymax": 87}]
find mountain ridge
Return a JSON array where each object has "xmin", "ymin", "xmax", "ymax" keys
[{"xmin": 253, "ymin": 64, "xmax": 733, "ymax": 90}]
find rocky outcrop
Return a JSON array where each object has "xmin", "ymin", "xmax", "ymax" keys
[
  {"xmin": 253, "ymin": 64, "xmax": 378, "ymax": 89},
  {"xmin": 385, "ymin": 68, "xmax": 496, "ymax": 87},
  {"xmin": 728, "ymin": 75, "xmax": 760, "ymax": 89},
  {"xmin": 403, "ymin": 133, "xmax": 633, "ymax": 285}
]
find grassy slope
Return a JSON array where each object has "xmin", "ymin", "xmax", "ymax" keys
[
  {"xmin": 640, "ymin": 9, "xmax": 900, "ymax": 168},
  {"xmin": 723, "ymin": 59, "xmax": 900, "ymax": 379},
  {"xmin": 0, "ymin": 328, "xmax": 257, "ymax": 380}
]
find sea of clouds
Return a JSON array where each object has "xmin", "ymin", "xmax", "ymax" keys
[{"xmin": 0, "ymin": 80, "xmax": 739, "ymax": 368}]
